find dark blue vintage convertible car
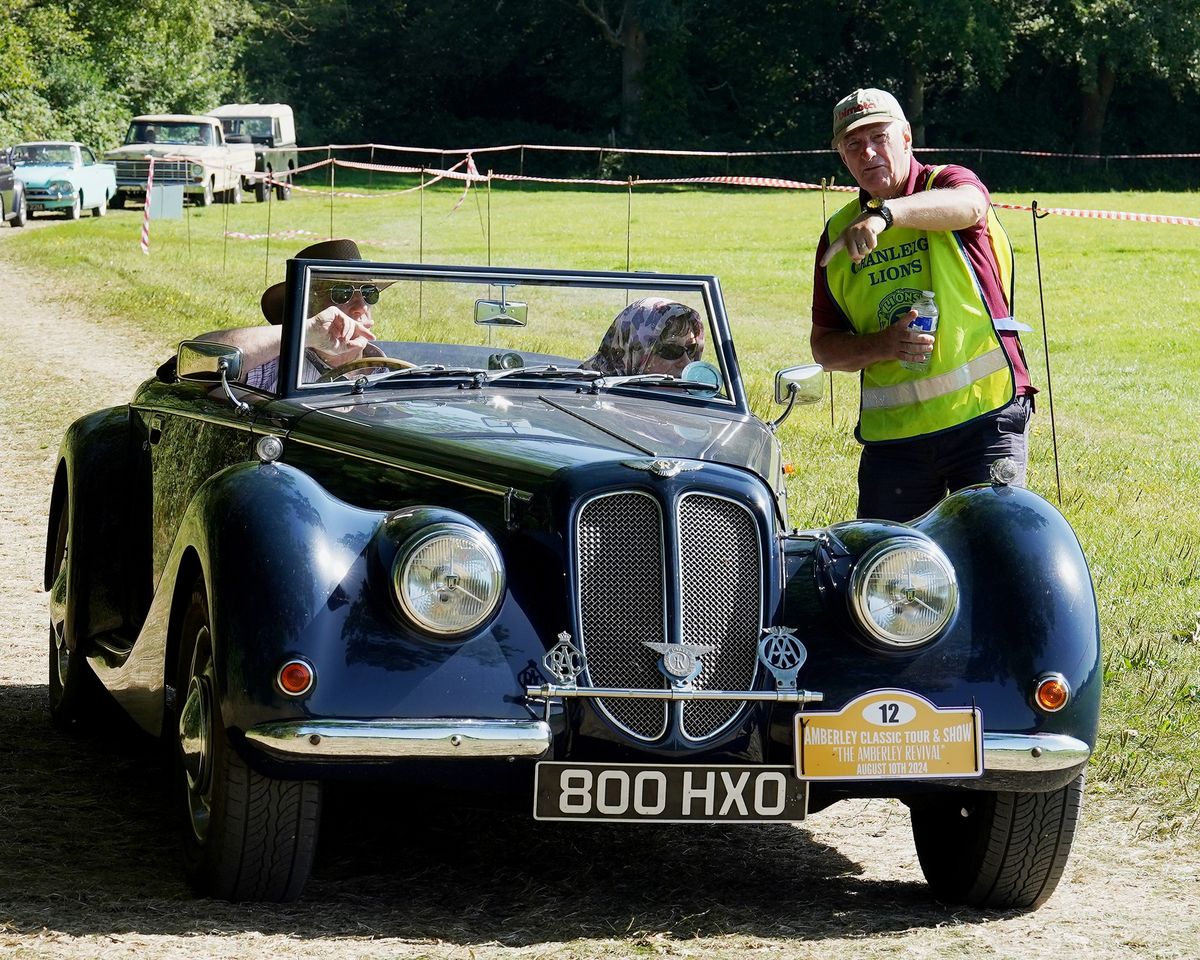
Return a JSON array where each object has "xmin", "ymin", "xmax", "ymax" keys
[{"xmin": 47, "ymin": 258, "xmax": 1099, "ymax": 906}]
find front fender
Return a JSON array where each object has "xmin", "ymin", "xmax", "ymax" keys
[
  {"xmin": 50, "ymin": 405, "xmax": 138, "ymax": 651},
  {"xmin": 780, "ymin": 484, "xmax": 1100, "ymax": 774}
]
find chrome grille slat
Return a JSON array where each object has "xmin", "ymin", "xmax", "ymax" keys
[
  {"xmin": 576, "ymin": 492, "xmax": 667, "ymax": 740},
  {"xmin": 677, "ymin": 494, "xmax": 762, "ymax": 739},
  {"xmin": 115, "ymin": 160, "xmax": 194, "ymax": 183}
]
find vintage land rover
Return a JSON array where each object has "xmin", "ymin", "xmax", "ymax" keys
[{"xmin": 209, "ymin": 103, "xmax": 298, "ymax": 202}]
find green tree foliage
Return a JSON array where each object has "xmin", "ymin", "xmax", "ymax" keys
[
  {"xmin": 1023, "ymin": 0, "xmax": 1200, "ymax": 154},
  {"xmin": 0, "ymin": 0, "xmax": 250, "ymax": 150}
]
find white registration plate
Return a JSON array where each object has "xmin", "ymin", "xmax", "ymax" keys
[{"xmin": 533, "ymin": 762, "xmax": 807, "ymax": 823}]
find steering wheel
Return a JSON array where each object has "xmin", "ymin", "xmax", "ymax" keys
[{"xmin": 315, "ymin": 356, "xmax": 416, "ymax": 383}]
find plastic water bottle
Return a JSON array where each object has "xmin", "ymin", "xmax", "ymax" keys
[{"xmin": 901, "ymin": 291, "xmax": 938, "ymax": 372}]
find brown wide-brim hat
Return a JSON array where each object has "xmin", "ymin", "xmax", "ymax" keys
[{"xmin": 260, "ymin": 237, "xmax": 390, "ymax": 325}]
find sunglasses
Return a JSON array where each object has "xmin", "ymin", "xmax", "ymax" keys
[
  {"xmin": 322, "ymin": 283, "xmax": 381, "ymax": 305},
  {"xmin": 654, "ymin": 340, "xmax": 701, "ymax": 362}
]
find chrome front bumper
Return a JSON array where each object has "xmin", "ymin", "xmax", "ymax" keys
[
  {"xmin": 244, "ymin": 716, "xmax": 1088, "ymax": 777},
  {"xmin": 245, "ymin": 718, "xmax": 552, "ymax": 760},
  {"xmin": 982, "ymin": 732, "xmax": 1090, "ymax": 772}
]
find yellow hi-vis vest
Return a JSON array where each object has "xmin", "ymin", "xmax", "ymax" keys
[{"xmin": 822, "ymin": 167, "xmax": 1017, "ymax": 443}]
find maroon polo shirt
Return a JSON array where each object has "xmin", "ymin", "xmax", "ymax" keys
[{"xmin": 811, "ymin": 159, "xmax": 1034, "ymax": 396}]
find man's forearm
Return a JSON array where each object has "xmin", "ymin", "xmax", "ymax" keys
[
  {"xmin": 810, "ymin": 327, "xmax": 893, "ymax": 372},
  {"xmin": 885, "ymin": 185, "xmax": 986, "ymax": 233}
]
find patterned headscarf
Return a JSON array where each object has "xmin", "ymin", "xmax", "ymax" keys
[{"xmin": 584, "ymin": 297, "xmax": 705, "ymax": 376}]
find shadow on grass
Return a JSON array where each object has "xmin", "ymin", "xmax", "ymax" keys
[{"xmin": 0, "ymin": 682, "xmax": 1006, "ymax": 945}]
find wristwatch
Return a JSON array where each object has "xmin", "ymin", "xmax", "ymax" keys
[{"xmin": 864, "ymin": 197, "xmax": 894, "ymax": 231}]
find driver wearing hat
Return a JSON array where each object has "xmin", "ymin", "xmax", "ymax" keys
[{"xmin": 197, "ymin": 238, "xmax": 386, "ymax": 392}]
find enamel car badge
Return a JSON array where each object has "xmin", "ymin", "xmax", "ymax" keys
[
  {"xmin": 543, "ymin": 632, "xmax": 584, "ymax": 686},
  {"xmin": 759, "ymin": 626, "xmax": 807, "ymax": 691},
  {"xmin": 644, "ymin": 641, "xmax": 715, "ymax": 686}
]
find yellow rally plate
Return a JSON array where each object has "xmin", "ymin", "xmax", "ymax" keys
[{"xmin": 794, "ymin": 688, "xmax": 983, "ymax": 781}]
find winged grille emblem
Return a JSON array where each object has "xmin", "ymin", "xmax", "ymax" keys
[{"xmin": 622, "ymin": 458, "xmax": 701, "ymax": 479}]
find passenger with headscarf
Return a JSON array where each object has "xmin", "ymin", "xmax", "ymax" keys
[{"xmin": 584, "ymin": 297, "xmax": 705, "ymax": 376}]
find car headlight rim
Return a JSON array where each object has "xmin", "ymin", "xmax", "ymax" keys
[
  {"xmin": 847, "ymin": 536, "xmax": 958, "ymax": 649},
  {"xmin": 391, "ymin": 521, "xmax": 505, "ymax": 638}
]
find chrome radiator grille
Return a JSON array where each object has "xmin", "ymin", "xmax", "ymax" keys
[
  {"xmin": 575, "ymin": 489, "xmax": 763, "ymax": 742},
  {"xmin": 677, "ymin": 493, "xmax": 762, "ymax": 740},
  {"xmin": 577, "ymin": 492, "xmax": 668, "ymax": 740},
  {"xmin": 115, "ymin": 159, "xmax": 194, "ymax": 184}
]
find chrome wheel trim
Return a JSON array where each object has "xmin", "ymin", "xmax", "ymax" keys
[
  {"xmin": 180, "ymin": 625, "xmax": 215, "ymax": 843},
  {"xmin": 49, "ymin": 509, "xmax": 70, "ymax": 692}
]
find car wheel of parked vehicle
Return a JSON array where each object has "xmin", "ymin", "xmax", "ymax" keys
[
  {"xmin": 175, "ymin": 577, "xmax": 321, "ymax": 902},
  {"xmin": 12, "ymin": 192, "xmax": 26, "ymax": 228},
  {"xmin": 93, "ymin": 195, "xmax": 107, "ymax": 217},
  {"xmin": 225, "ymin": 180, "xmax": 242, "ymax": 204},
  {"xmin": 109, "ymin": 192, "xmax": 126, "ymax": 210},
  {"xmin": 254, "ymin": 179, "xmax": 267, "ymax": 203},
  {"xmin": 67, "ymin": 195, "xmax": 81, "ymax": 220},
  {"xmin": 198, "ymin": 181, "xmax": 213, "ymax": 207},
  {"xmin": 47, "ymin": 499, "xmax": 108, "ymax": 731},
  {"xmin": 910, "ymin": 773, "xmax": 1085, "ymax": 909},
  {"xmin": 276, "ymin": 178, "xmax": 291, "ymax": 201}
]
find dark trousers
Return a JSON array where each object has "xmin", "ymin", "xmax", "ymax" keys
[{"xmin": 856, "ymin": 396, "xmax": 1033, "ymax": 523}]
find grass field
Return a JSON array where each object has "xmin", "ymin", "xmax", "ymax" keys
[{"xmin": 7, "ymin": 178, "xmax": 1199, "ymax": 829}]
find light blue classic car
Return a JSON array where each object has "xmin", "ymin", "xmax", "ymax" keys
[{"xmin": 11, "ymin": 141, "xmax": 117, "ymax": 219}]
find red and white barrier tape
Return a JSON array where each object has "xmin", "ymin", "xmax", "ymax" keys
[
  {"xmin": 995, "ymin": 202, "xmax": 1200, "ymax": 226},
  {"xmin": 139, "ymin": 156, "xmax": 155, "ymax": 254},
  {"xmin": 287, "ymin": 140, "xmax": 1200, "ymax": 162}
]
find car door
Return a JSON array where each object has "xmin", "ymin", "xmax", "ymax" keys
[{"xmin": 133, "ymin": 377, "xmax": 276, "ymax": 588}]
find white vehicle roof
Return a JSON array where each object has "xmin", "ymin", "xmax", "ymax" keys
[
  {"xmin": 130, "ymin": 114, "xmax": 222, "ymax": 124},
  {"xmin": 209, "ymin": 104, "xmax": 294, "ymax": 120}
]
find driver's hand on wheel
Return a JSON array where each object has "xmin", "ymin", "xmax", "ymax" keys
[{"xmin": 306, "ymin": 306, "xmax": 377, "ymax": 354}]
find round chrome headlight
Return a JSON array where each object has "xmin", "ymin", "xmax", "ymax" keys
[
  {"xmin": 848, "ymin": 537, "xmax": 957, "ymax": 648},
  {"xmin": 392, "ymin": 522, "xmax": 505, "ymax": 637}
]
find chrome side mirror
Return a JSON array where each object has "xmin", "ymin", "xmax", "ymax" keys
[
  {"xmin": 770, "ymin": 363, "xmax": 825, "ymax": 430},
  {"xmin": 177, "ymin": 340, "xmax": 249, "ymax": 414},
  {"xmin": 177, "ymin": 340, "xmax": 244, "ymax": 382},
  {"xmin": 774, "ymin": 363, "xmax": 824, "ymax": 405}
]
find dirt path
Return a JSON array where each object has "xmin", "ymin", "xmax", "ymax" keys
[{"xmin": 0, "ymin": 232, "xmax": 1197, "ymax": 959}]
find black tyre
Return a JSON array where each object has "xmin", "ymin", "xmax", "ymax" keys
[
  {"xmin": 254, "ymin": 179, "xmax": 267, "ymax": 203},
  {"xmin": 910, "ymin": 773, "xmax": 1085, "ymax": 909},
  {"xmin": 67, "ymin": 194, "xmax": 81, "ymax": 220},
  {"xmin": 197, "ymin": 180, "xmax": 213, "ymax": 207},
  {"xmin": 12, "ymin": 191, "xmax": 27, "ymax": 227},
  {"xmin": 276, "ymin": 178, "xmax": 291, "ymax": 201},
  {"xmin": 108, "ymin": 191, "xmax": 126, "ymax": 210},
  {"xmin": 47, "ymin": 500, "xmax": 108, "ymax": 731},
  {"xmin": 224, "ymin": 179, "xmax": 242, "ymax": 204},
  {"xmin": 175, "ymin": 578, "xmax": 321, "ymax": 901},
  {"xmin": 93, "ymin": 194, "xmax": 107, "ymax": 217}
]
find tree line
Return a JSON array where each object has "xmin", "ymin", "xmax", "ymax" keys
[{"xmin": 3, "ymin": 0, "xmax": 1199, "ymax": 190}]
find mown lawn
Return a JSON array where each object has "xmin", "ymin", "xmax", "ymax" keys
[{"xmin": 8, "ymin": 177, "xmax": 1199, "ymax": 828}]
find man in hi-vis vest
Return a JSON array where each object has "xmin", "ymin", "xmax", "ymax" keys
[{"xmin": 810, "ymin": 88, "xmax": 1036, "ymax": 523}]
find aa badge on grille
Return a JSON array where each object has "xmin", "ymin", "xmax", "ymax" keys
[
  {"xmin": 759, "ymin": 626, "xmax": 807, "ymax": 691},
  {"xmin": 543, "ymin": 632, "xmax": 584, "ymax": 686},
  {"xmin": 644, "ymin": 641, "xmax": 715, "ymax": 686}
]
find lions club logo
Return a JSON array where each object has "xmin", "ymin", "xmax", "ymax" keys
[{"xmin": 877, "ymin": 288, "xmax": 922, "ymax": 331}]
